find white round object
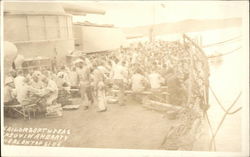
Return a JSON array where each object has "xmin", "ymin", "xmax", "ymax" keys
[
  {"xmin": 4, "ymin": 41, "xmax": 18, "ymax": 73},
  {"xmin": 4, "ymin": 41, "xmax": 18, "ymax": 61}
]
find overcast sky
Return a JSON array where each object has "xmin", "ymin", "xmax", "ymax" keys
[{"xmin": 73, "ymin": 1, "xmax": 248, "ymax": 27}]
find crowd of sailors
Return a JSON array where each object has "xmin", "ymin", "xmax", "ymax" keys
[{"xmin": 4, "ymin": 40, "xmax": 189, "ymax": 117}]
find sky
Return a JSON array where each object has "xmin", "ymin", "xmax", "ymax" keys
[{"xmin": 73, "ymin": 1, "xmax": 248, "ymax": 27}]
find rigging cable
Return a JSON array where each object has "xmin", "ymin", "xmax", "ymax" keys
[
  {"xmin": 205, "ymin": 112, "xmax": 217, "ymax": 151},
  {"xmin": 208, "ymin": 47, "xmax": 242, "ymax": 58},
  {"xmin": 208, "ymin": 91, "xmax": 242, "ymax": 151},
  {"xmin": 210, "ymin": 86, "xmax": 242, "ymax": 115},
  {"xmin": 203, "ymin": 36, "xmax": 241, "ymax": 48}
]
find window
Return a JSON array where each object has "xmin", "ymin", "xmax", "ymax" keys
[
  {"xmin": 28, "ymin": 16, "xmax": 46, "ymax": 40},
  {"xmin": 4, "ymin": 14, "xmax": 72, "ymax": 42},
  {"xmin": 67, "ymin": 16, "xmax": 73, "ymax": 39},
  {"xmin": 4, "ymin": 15, "xmax": 28, "ymax": 41},
  {"xmin": 45, "ymin": 16, "xmax": 59, "ymax": 39},
  {"xmin": 58, "ymin": 16, "xmax": 68, "ymax": 39}
]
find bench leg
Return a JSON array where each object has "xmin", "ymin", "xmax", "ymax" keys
[
  {"xmin": 33, "ymin": 110, "xmax": 36, "ymax": 118},
  {"xmin": 22, "ymin": 108, "xmax": 28, "ymax": 120},
  {"xmin": 28, "ymin": 111, "xmax": 31, "ymax": 120}
]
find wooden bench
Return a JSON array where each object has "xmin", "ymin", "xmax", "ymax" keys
[
  {"xmin": 110, "ymin": 89, "xmax": 170, "ymax": 104},
  {"xmin": 143, "ymin": 100, "xmax": 183, "ymax": 112},
  {"xmin": 5, "ymin": 103, "xmax": 37, "ymax": 120},
  {"xmin": 70, "ymin": 89, "xmax": 79, "ymax": 92},
  {"xmin": 111, "ymin": 89, "xmax": 169, "ymax": 96}
]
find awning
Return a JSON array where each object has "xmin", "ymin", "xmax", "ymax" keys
[
  {"xmin": 4, "ymin": 2, "xmax": 66, "ymax": 15},
  {"xmin": 61, "ymin": 2, "xmax": 106, "ymax": 15}
]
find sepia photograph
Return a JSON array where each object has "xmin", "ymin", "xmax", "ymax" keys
[{"xmin": 1, "ymin": 1, "xmax": 249, "ymax": 157}]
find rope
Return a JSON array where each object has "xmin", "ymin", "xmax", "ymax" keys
[
  {"xmin": 160, "ymin": 34, "xmax": 242, "ymax": 151},
  {"xmin": 208, "ymin": 86, "xmax": 242, "ymax": 151},
  {"xmin": 209, "ymin": 87, "xmax": 227, "ymax": 113},
  {"xmin": 208, "ymin": 91, "xmax": 242, "ymax": 150},
  {"xmin": 210, "ymin": 86, "xmax": 242, "ymax": 115},
  {"xmin": 227, "ymin": 107, "xmax": 242, "ymax": 115},
  {"xmin": 208, "ymin": 47, "xmax": 242, "ymax": 58},
  {"xmin": 203, "ymin": 36, "xmax": 241, "ymax": 48},
  {"xmin": 203, "ymin": 87, "xmax": 216, "ymax": 150},
  {"xmin": 205, "ymin": 112, "xmax": 217, "ymax": 151}
]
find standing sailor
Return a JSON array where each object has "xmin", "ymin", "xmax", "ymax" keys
[
  {"xmin": 92, "ymin": 64, "xmax": 107, "ymax": 112},
  {"xmin": 75, "ymin": 59, "xmax": 91, "ymax": 110}
]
